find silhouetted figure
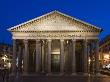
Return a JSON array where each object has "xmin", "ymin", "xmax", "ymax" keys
[{"xmin": 0, "ymin": 60, "xmax": 9, "ymax": 82}]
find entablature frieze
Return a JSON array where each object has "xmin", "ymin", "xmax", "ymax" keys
[
  {"xmin": 13, "ymin": 36, "xmax": 98, "ymax": 40},
  {"xmin": 12, "ymin": 31, "xmax": 99, "ymax": 40}
]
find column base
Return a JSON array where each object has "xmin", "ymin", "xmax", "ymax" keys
[
  {"xmin": 46, "ymin": 73, "xmax": 65, "ymax": 76},
  {"xmin": 83, "ymin": 73, "xmax": 89, "ymax": 76},
  {"xmin": 23, "ymin": 72, "xmax": 28, "ymax": 76},
  {"xmin": 95, "ymin": 73, "xmax": 101, "ymax": 76},
  {"xmin": 46, "ymin": 73, "xmax": 52, "ymax": 76},
  {"xmin": 41, "ymin": 71, "xmax": 45, "ymax": 74},
  {"xmin": 10, "ymin": 72, "xmax": 16, "ymax": 76},
  {"xmin": 71, "ymin": 73, "xmax": 77, "ymax": 76},
  {"xmin": 59, "ymin": 72, "xmax": 64, "ymax": 76}
]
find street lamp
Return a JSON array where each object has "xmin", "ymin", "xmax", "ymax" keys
[
  {"xmin": 88, "ymin": 57, "xmax": 91, "ymax": 65},
  {"xmin": 1, "ymin": 55, "xmax": 8, "ymax": 68},
  {"xmin": 102, "ymin": 53, "xmax": 110, "ymax": 69},
  {"xmin": 7, "ymin": 62, "xmax": 11, "ymax": 69},
  {"xmin": 1, "ymin": 55, "xmax": 8, "ymax": 62},
  {"xmin": 1, "ymin": 54, "xmax": 12, "ymax": 69},
  {"xmin": 104, "ymin": 54, "xmax": 109, "ymax": 60}
]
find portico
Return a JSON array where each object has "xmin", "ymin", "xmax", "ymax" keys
[{"xmin": 8, "ymin": 10, "xmax": 102, "ymax": 75}]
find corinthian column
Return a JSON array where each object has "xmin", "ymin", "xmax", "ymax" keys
[
  {"xmin": 23, "ymin": 39, "xmax": 29, "ymax": 74},
  {"xmin": 60, "ymin": 39, "xmax": 64, "ymax": 74},
  {"xmin": 12, "ymin": 39, "xmax": 17, "ymax": 75},
  {"xmin": 47, "ymin": 39, "xmax": 52, "ymax": 74},
  {"xmin": 18, "ymin": 46, "xmax": 22, "ymax": 72},
  {"xmin": 35, "ymin": 40, "xmax": 40, "ymax": 73},
  {"xmin": 95, "ymin": 39, "xmax": 99, "ymax": 74},
  {"xmin": 72, "ymin": 39, "xmax": 76, "ymax": 74},
  {"xmin": 83, "ymin": 39, "xmax": 88, "ymax": 74},
  {"xmin": 41, "ymin": 40, "xmax": 45, "ymax": 73}
]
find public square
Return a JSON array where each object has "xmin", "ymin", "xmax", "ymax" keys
[{"xmin": 1, "ymin": 73, "xmax": 110, "ymax": 82}]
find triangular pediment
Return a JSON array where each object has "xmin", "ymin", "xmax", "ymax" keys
[{"xmin": 8, "ymin": 10, "xmax": 102, "ymax": 32}]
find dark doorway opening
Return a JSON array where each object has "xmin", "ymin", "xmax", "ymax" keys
[{"xmin": 51, "ymin": 54, "xmax": 60, "ymax": 72}]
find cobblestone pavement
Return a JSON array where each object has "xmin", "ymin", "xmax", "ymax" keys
[{"xmin": 1, "ymin": 74, "xmax": 110, "ymax": 82}]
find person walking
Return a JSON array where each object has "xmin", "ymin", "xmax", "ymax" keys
[{"xmin": 0, "ymin": 59, "xmax": 9, "ymax": 82}]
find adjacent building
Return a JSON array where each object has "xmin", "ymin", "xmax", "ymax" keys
[
  {"xmin": 99, "ymin": 34, "xmax": 110, "ymax": 69},
  {"xmin": 0, "ymin": 43, "xmax": 12, "ymax": 69}
]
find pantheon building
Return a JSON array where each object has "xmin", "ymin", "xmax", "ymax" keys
[{"xmin": 8, "ymin": 11, "xmax": 102, "ymax": 75}]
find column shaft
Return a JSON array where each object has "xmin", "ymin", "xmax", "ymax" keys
[
  {"xmin": 84, "ymin": 39, "xmax": 88, "ymax": 73},
  {"xmin": 12, "ymin": 39, "xmax": 17, "ymax": 74},
  {"xmin": 47, "ymin": 39, "xmax": 52, "ymax": 73},
  {"xmin": 72, "ymin": 39, "xmax": 76, "ymax": 73},
  {"xmin": 41, "ymin": 41, "xmax": 45, "ymax": 73},
  {"xmin": 95, "ymin": 40, "xmax": 99, "ymax": 74},
  {"xmin": 18, "ymin": 46, "xmax": 22, "ymax": 72},
  {"xmin": 23, "ymin": 39, "xmax": 29, "ymax": 73},
  {"xmin": 60, "ymin": 39, "xmax": 64, "ymax": 73},
  {"xmin": 36, "ymin": 40, "xmax": 40, "ymax": 73}
]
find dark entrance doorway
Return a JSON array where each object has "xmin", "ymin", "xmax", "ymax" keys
[{"xmin": 51, "ymin": 54, "xmax": 60, "ymax": 72}]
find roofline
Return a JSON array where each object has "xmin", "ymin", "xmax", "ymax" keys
[
  {"xmin": 55, "ymin": 11, "xmax": 102, "ymax": 31},
  {"xmin": 7, "ymin": 11, "xmax": 56, "ymax": 31},
  {"xmin": 7, "ymin": 10, "xmax": 102, "ymax": 32}
]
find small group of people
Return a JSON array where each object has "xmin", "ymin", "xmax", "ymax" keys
[{"xmin": 0, "ymin": 59, "xmax": 9, "ymax": 82}]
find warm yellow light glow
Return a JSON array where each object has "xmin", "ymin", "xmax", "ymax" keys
[
  {"xmin": 88, "ymin": 58, "xmax": 91, "ymax": 64},
  {"xmin": 2, "ymin": 56, "xmax": 7, "ymax": 62},
  {"xmin": 104, "ymin": 54, "xmax": 109, "ymax": 60},
  {"xmin": 8, "ymin": 62, "xmax": 11, "ymax": 68},
  {"xmin": 67, "ymin": 40, "xmax": 69, "ymax": 44}
]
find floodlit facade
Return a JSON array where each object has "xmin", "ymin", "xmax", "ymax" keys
[
  {"xmin": 99, "ymin": 34, "xmax": 110, "ymax": 69},
  {"xmin": 8, "ymin": 11, "xmax": 102, "ymax": 75}
]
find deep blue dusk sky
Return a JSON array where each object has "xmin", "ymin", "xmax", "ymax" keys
[{"xmin": 0, "ymin": 0, "xmax": 110, "ymax": 44}]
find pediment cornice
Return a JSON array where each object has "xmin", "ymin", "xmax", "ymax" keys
[{"xmin": 8, "ymin": 10, "xmax": 102, "ymax": 32}]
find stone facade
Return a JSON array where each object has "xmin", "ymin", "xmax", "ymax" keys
[{"xmin": 8, "ymin": 10, "xmax": 102, "ymax": 75}]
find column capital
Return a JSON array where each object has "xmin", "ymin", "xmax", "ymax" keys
[
  {"xmin": 47, "ymin": 39, "xmax": 52, "ymax": 42},
  {"xmin": 13, "ymin": 39, "xmax": 17, "ymax": 45},
  {"xmin": 36, "ymin": 39, "xmax": 40, "ymax": 44},
  {"xmin": 36, "ymin": 39, "xmax": 40, "ymax": 41},
  {"xmin": 13, "ymin": 39, "xmax": 16, "ymax": 41},
  {"xmin": 72, "ymin": 39, "xmax": 76, "ymax": 42},
  {"xmin": 23, "ymin": 39, "xmax": 28, "ymax": 44},
  {"xmin": 95, "ymin": 39, "xmax": 99, "ymax": 43},
  {"xmin": 60, "ymin": 39, "xmax": 64, "ymax": 42},
  {"xmin": 84, "ymin": 38, "xmax": 88, "ymax": 42}
]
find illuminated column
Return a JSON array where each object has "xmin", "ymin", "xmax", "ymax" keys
[
  {"xmin": 41, "ymin": 40, "xmax": 45, "ymax": 73},
  {"xmin": 35, "ymin": 40, "xmax": 40, "ymax": 73},
  {"xmin": 87, "ymin": 45, "xmax": 90, "ymax": 73},
  {"xmin": 89, "ymin": 42, "xmax": 94, "ymax": 73},
  {"xmin": 83, "ymin": 39, "xmax": 88, "ymax": 74},
  {"xmin": 95, "ymin": 39, "xmax": 99, "ymax": 74},
  {"xmin": 18, "ymin": 46, "xmax": 22, "ymax": 72},
  {"xmin": 101, "ymin": 52, "xmax": 103, "ymax": 69},
  {"xmin": 12, "ymin": 39, "xmax": 17, "ymax": 74},
  {"xmin": 72, "ymin": 39, "xmax": 76, "ymax": 74},
  {"xmin": 60, "ymin": 39, "xmax": 64, "ymax": 74},
  {"xmin": 23, "ymin": 39, "xmax": 29, "ymax": 74},
  {"xmin": 47, "ymin": 39, "xmax": 52, "ymax": 73}
]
